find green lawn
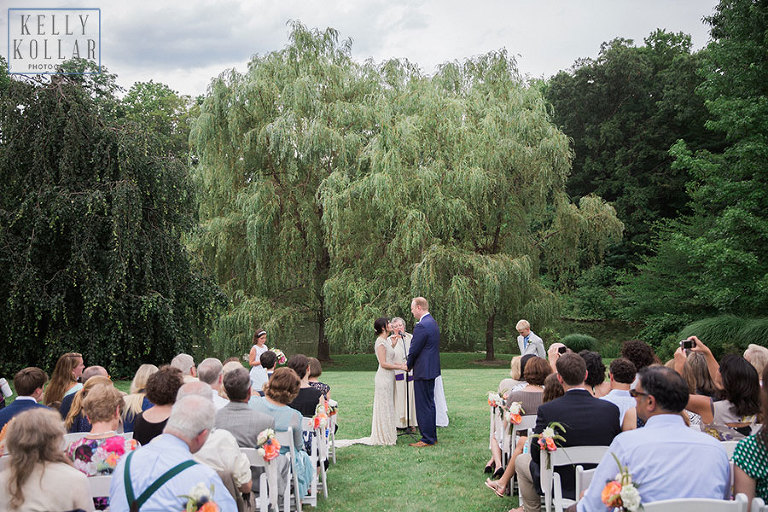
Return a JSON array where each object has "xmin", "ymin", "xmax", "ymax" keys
[{"xmin": 315, "ymin": 364, "xmax": 519, "ymax": 512}]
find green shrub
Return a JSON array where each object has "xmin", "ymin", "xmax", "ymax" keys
[
  {"xmin": 666, "ymin": 315, "xmax": 768, "ymax": 360},
  {"xmin": 561, "ymin": 333, "xmax": 597, "ymax": 353}
]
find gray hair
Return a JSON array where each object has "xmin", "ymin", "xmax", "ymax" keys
[
  {"xmin": 223, "ymin": 367, "xmax": 251, "ymax": 402},
  {"xmin": 176, "ymin": 381, "xmax": 212, "ymax": 401},
  {"xmin": 197, "ymin": 358, "xmax": 223, "ymax": 385},
  {"xmin": 164, "ymin": 394, "xmax": 214, "ymax": 441},
  {"xmin": 170, "ymin": 353, "xmax": 195, "ymax": 375},
  {"xmin": 390, "ymin": 317, "xmax": 405, "ymax": 327},
  {"xmin": 82, "ymin": 366, "xmax": 108, "ymax": 381}
]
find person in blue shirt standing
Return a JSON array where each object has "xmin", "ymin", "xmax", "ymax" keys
[{"xmin": 406, "ymin": 296, "xmax": 441, "ymax": 447}]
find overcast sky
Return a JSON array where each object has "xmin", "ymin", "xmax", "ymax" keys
[{"xmin": 3, "ymin": 0, "xmax": 719, "ymax": 97}]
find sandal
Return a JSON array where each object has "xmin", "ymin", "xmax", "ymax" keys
[
  {"xmin": 484, "ymin": 461, "xmax": 496, "ymax": 474},
  {"xmin": 492, "ymin": 466, "xmax": 505, "ymax": 479},
  {"xmin": 484, "ymin": 478, "xmax": 506, "ymax": 498}
]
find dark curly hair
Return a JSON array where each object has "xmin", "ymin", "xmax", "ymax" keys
[
  {"xmin": 719, "ymin": 354, "xmax": 760, "ymax": 417},
  {"xmin": 621, "ymin": 339, "xmax": 656, "ymax": 371},
  {"xmin": 145, "ymin": 365, "xmax": 184, "ymax": 406},
  {"xmin": 579, "ymin": 350, "xmax": 606, "ymax": 387},
  {"xmin": 609, "ymin": 358, "xmax": 637, "ymax": 385}
]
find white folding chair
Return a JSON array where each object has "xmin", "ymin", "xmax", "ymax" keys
[
  {"xmin": 327, "ymin": 412, "xmax": 337, "ymax": 464},
  {"xmin": 300, "ymin": 417, "xmax": 327, "ymax": 505},
  {"xmin": 62, "ymin": 431, "xmax": 88, "ymax": 448},
  {"xmin": 575, "ymin": 465, "xmax": 595, "ymax": 500},
  {"xmin": 643, "ymin": 492, "xmax": 748, "ymax": 511},
  {"xmin": 88, "ymin": 475, "xmax": 112, "ymax": 501},
  {"xmin": 240, "ymin": 447, "xmax": 273, "ymax": 512},
  {"xmin": 302, "ymin": 417, "xmax": 328, "ymax": 498},
  {"xmin": 722, "ymin": 440, "xmax": 739, "ymax": 459},
  {"xmin": 507, "ymin": 415, "xmax": 537, "ymax": 497},
  {"xmin": 540, "ymin": 445, "xmax": 609, "ymax": 512},
  {"xmin": 275, "ymin": 428, "xmax": 302, "ymax": 512},
  {"xmin": 751, "ymin": 497, "xmax": 767, "ymax": 512}
]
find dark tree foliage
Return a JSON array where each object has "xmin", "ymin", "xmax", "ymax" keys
[
  {"xmin": 545, "ymin": 30, "xmax": 724, "ymax": 271},
  {"xmin": 621, "ymin": 0, "xmax": 768, "ymax": 345},
  {"xmin": 0, "ymin": 75, "xmax": 222, "ymax": 377}
]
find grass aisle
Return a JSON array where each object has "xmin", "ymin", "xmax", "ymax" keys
[{"xmin": 317, "ymin": 366, "xmax": 519, "ymax": 512}]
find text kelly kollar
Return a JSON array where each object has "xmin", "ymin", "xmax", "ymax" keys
[{"xmin": 12, "ymin": 14, "xmax": 96, "ymax": 61}]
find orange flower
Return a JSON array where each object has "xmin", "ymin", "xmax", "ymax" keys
[
  {"xmin": 545, "ymin": 437, "xmax": 557, "ymax": 451},
  {"xmin": 263, "ymin": 441, "xmax": 280, "ymax": 462},
  {"xmin": 198, "ymin": 502, "xmax": 220, "ymax": 512},
  {"xmin": 510, "ymin": 413, "xmax": 522, "ymax": 424},
  {"xmin": 601, "ymin": 481, "xmax": 623, "ymax": 507}
]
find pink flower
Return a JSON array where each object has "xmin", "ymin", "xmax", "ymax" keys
[{"xmin": 103, "ymin": 435, "xmax": 126, "ymax": 455}]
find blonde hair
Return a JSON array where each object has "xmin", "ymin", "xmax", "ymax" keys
[
  {"xmin": 124, "ymin": 364, "xmax": 158, "ymax": 417},
  {"xmin": 44, "ymin": 352, "xmax": 82, "ymax": 406},
  {"xmin": 509, "ymin": 356, "xmax": 522, "ymax": 380},
  {"xmin": 744, "ymin": 344, "xmax": 768, "ymax": 377},
  {"xmin": 65, "ymin": 376, "xmax": 112, "ymax": 430},
  {"xmin": 412, "ymin": 297, "xmax": 429, "ymax": 310},
  {"xmin": 83, "ymin": 384, "xmax": 124, "ymax": 424},
  {"xmin": 5, "ymin": 408, "xmax": 70, "ymax": 509},
  {"xmin": 516, "ymin": 319, "xmax": 530, "ymax": 331}
]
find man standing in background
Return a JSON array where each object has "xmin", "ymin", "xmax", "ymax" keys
[{"xmin": 517, "ymin": 319, "xmax": 546, "ymax": 358}]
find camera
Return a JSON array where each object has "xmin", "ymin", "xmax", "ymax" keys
[
  {"xmin": 558, "ymin": 346, "xmax": 567, "ymax": 354},
  {"xmin": 680, "ymin": 339, "xmax": 695, "ymax": 350}
]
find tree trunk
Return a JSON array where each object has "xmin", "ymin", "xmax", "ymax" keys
[{"xmin": 485, "ymin": 312, "xmax": 496, "ymax": 361}]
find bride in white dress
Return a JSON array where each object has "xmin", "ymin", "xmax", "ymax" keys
[{"xmin": 337, "ymin": 317, "xmax": 407, "ymax": 447}]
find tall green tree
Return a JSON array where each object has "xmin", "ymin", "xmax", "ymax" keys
[
  {"xmin": 545, "ymin": 31, "xmax": 722, "ymax": 271},
  {"xmin": 0, "ymin": 74, "xmax": 221, "ymax": 376},
  {"xmin": 190, "ymin": 23, "xmax": 380, "ymax": 359},
  {"xmin": 321, "ymin": 52, "xmax": 623, "ymax": 359},
  {"xmin": 621, "ymin": 0, "xmax": 768, "ymax": 343}
]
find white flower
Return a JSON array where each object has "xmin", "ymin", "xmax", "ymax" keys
[
  {"xmin": 188, "ymin": 482, "xmax": 211, "ymax": 502},
  {"xmin": 257, "ymin": 428, "xmax": 275, "ymax": 446},
  {"xmin": 542, "ymin": 426, "xmax": 555, "ymax": 438},
  {"xmin": 257, "ymin": 447, "xmax": 266, "ymax": 458},
  {"xmin": 508, "ymin": 402, "xmax": 523, "ymax": 414},
  {"xmin": 620, "ymin": 484, "xmax": 641, "ymax": 512}
]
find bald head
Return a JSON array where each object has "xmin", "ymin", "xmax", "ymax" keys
[
  {"xmin": 83, "ymin": 366, "xmax": 108, "ymax": 381},
  {"xmin": 176, "ymin": 380, "xmax": 212, "ymax": 401}
]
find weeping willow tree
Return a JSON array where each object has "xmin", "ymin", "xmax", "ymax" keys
[
  {"xmin": 190, "ymin": 23, "xmax": 381, "ymax": 359},
  {"xmin": 321, "ymin": 52, "xmax": 623, "ymax": 358}
]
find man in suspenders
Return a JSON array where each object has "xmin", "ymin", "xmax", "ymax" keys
[{"xmin": 109, "ymin": 394, "xmax": 236, "ymax": 511}]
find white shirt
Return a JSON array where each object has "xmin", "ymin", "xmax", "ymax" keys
[
  {"xmin": 211, "ymin": 389, "xmax": 229, "ymax": 410},
  {"xmin": 600, "ymin": 389, "xmax": 635, "ymax": 426},
  {"xmin": 194, "ymin": 429, "xmax": 251, "ymax": 488}
]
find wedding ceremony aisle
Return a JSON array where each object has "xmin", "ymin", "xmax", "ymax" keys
[{"xmin": 315, "ymin": 363, "xmax": 518, "ymax": 512}]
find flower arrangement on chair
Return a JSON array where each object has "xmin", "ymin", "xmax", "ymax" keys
[
  {"xmin": 488, "ymin": 391, "xmax": 506, "ymax": 415},
  {"xmin": 504, "ymin": 401, "xmax": 525, "ymax": 426},
  {"xmin": 601, "ymin": 453, "xmax": 642, "ymax": 512},
  {"xmin": 180, "ymin": 483, "xmax": 219, "ymax": 512},
  {"xmin": 256, "ymin": 428, "xmax": 281, "ymax": 462},
  {"xmin": 313, "ymin": 402, "xmax": 329, "ymax": 430},
  {"xmin": 531, "ymin": 422, "xmax": 566, "ymax": 469}
]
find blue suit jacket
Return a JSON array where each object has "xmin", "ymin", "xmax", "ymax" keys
[
  {"xmin": 406, "ymin": 313, "xmax": 441, "ymax": 380},
  {"xmin": 0, "ymin": 398, "xmax": 49, "ymax": 431}
]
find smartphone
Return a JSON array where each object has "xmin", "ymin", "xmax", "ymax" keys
[
  {"xmin": 680, "ymin": 339, "xmax": 695, "ymax": 350},
  {"xmin": 558, "ymin": 346, "xmax": 567, "ymax": 354}
]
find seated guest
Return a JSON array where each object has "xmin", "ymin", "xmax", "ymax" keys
[
  {"xmin": 176, "ymin": 382, "xmax": 252, "ymax": 500},
  {"xmin": 286, "ymin": 354, "xmax": 323, "ymax": 417},
  {"xmin": 547, "ymin": 343, "xmax": 567, "ymax": 373},
  {"xmin": 575, "ymin": 366, "xmax": 730, "ymax": 512},
  {"xmin": 734, "ymin": 364, "xmax": 768, "ymax": 507},
  {"xmin": 122, "ymin": 364, "xmax": 158, "ymax": 433},
  {"xmin": 216, "ymin": 367, "xmax": 287, "ymax": 495},
  {"xmin": 64, "ymin": 375, "xmax": 112, "ymax": 433},
  {"xmin": 249, "ymin": 367, "xmax": 314, "ymax": 499},
  {"xmin": 621, "ymin": 339, "xmax": 657, "ymax": 372},
  {"xmin": 498, "ymin": 355, "xmax": 525, "ymax": 396},
  {"xmin": 197, "ymin": 357, "xmax": 229, "ymax": 410},
  {"xmin": 744, "ymin": 344, "xmax": 768, "ymax": 386},
  {"xmin": 170, "ymin": 353, "xmax": 197, "ymax": 382},
  {"xmin": 59, "ymin": 366, "xmax": 109, "ymax": 420},
  {"xmin": 684, "ymin": 337, "xmax": 761, "ymax": 440},
  {"xmin": 513, "ymin": 353, "xmax": 621, "ymax": 512},
  {"xmin": 542, "ymin": 372, "xmax": 564, "ymax": 402},
  {"xmin": 600, "ymin": 358, "xmax": 637, "ymax": 431},
  {"xmin": 109, "ymin": 395, "xmax": 236, "ymax": 512},
  {"xmin": 43, "ymin": 352, "xmax": 85, "ymax": 408},
  {"xmin": 485, "ymin": 357, "xmax": 554, "ymax": 497},
  {"xmin": 307, "ymin": 357, "xmax": 330, "ymax": 399},
  {"xmin": 133, "ymin": 365, "xmax": 184, "ymax": 446},
  {"xmin": 66, "ymin": 385, "xmax": 139, "ymax": 510},
  {"xmin": 255, "ymin": 351, "xmax": 278, "ymax": 396},
  {"xmin": 0, "ymin": 367, "xmax": 48, "ymax": 432},
  {"xmin": 580, "ymin": 351, "xmax": 611, "ymax": 397},
  {"xmin": 0, "ymin": 408, "xmax": 93, "ymax": 512}
]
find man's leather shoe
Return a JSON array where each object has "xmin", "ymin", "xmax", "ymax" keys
[{"xmin": 409, "ymin": 441, "xmax": 435, "ymax": 447}]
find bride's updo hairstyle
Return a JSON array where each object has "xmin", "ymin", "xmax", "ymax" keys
[
  {"xmin": 374, "ymin": 317, "xmax": 388, "ymax": 335},
  {"xmin": 265, "ymin": 367, "xmax": 301, "ymax": 405}
]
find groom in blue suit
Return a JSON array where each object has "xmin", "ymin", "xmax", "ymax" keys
[{"xmin": 406, "ymin": 296, "xmax": 441, "ymax": 447}]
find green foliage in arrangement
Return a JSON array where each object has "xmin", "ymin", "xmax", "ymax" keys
[
  {"xmin": 546, "ymin": 30, "xmax": 723, "ymax": 273},
  {"xmin": 560, "ymin": 333, "xmax": 598, "ymax": 353},
  {"xmin": 190, "ymin": 22, "xmax": 622, "ymax": 361},
  {"xmin": 620, "ymin": 0, "xmax": 768, "ymax": 345},
  {"xmin": 0, "ymin": 71, "xmax": 222, "ymax": 377}
]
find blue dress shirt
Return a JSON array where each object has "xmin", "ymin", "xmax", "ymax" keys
[
  {"xmin": 578, "ymin": 414, "xmax": 730, "ymax": 512},
  {"xmin": 109, "ymin": 433, "xmax": 236, "ymax": 512}
]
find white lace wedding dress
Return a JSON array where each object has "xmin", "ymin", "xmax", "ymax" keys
[{"xmin": 337, "ymin": 336, "xmax": 397, "ymax": 447}]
